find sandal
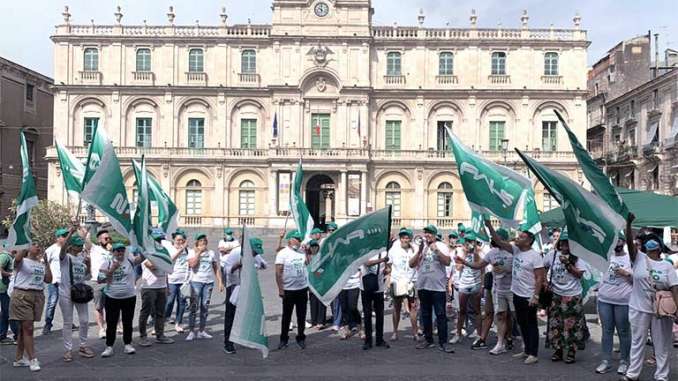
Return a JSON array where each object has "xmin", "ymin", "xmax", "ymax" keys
[
  {"xmin": 63, "ymin": 351, "xmax": 73, "ymax": 362},
  {"xmin": 564, "ymin": 350, "xmax": 576, "ymax": 364},
  {"xmin": 79, "ymin": 346, "xmax": 95, "ymax": 358},
  {"xmin": 551, "ymin": 349, "xmax": 563, "ymax": 362}
]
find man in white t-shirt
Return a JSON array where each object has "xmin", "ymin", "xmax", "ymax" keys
[
  {"xmin": 410, "ymin": 225, "xmax": 454, "ymax": 353},
  {"xmin": 275, "ymin": 230, "xmax": 309, "ymax": 350},
  {"xmin": 387, "ymin": 228, "xmax": 417, "ymax": 341},
  {"xmin": 42, "ymin": 228, "xmax": 69, "ymax": 335}
]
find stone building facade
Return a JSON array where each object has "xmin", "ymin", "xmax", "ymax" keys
[{"xmin": 47, "ymin": 1, "xmax": 589, "ymax": 229}]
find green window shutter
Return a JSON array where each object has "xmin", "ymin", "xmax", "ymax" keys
[
  {"xmin": 311, "ymin": 114, "xmax": 330, "ymax": 149},
  {"xmin": 489, "ymin": 121, "xmax": 505, "ymax": 151},
  {"xmin": 385, "ymin": 121, "xmax": 401, "ymax": 150},
  {"xmin": 321, "ymin": 116, "xmax": 330, "ymax": 148},
  {"xmin": 241, "ymin": 119, "xmax": 256, "ymax": 149}
]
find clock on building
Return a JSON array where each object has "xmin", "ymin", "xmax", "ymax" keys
[{"xmin": 314, "ymin": 2, "xmax": 329, "ymax": 17}]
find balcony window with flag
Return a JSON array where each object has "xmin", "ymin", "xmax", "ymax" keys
[
  {"xmin": 544, "ymin": 52, "xmax": 559, "ymax": 76},
  {"xmin": 311, "ymin": 113, "xmax": 330, "ymax": 149},
  {"xmin": 185, "ymin": 180, "xmax": 202, "ymax": 215},
  {"xmin": 439, "ymin": 52, "xmax": 454, "ymax": 75},
  {"xmin": 241, "ymin": 49, "xmax": 256, "ymax": 74},
  {"xmin": 188, "ymin": 48, "xmax": 204, "ymax": 72},
  {"xmin": 385, "ymin": 120, "xmax": 401, "ymax": 150},
  {"xmin": 436, "ymin": 182, "xmax": 453, "ymax": 217},
  {"xmin": 188, "ymin": 118, "xmax": 205, "ymax": 148},
  {"xmin": 239, "ymin": 180, "xmax": 256, "ymax": 216},
  {"xmin": 437, "ymin": 121, "xmax": 452, "ymax": 151},
  {"xmin": 542, "ymin": 121, "xmax": 557, "ymax": 151},
  {"xmin": 136, "ymin": 118, "xmax": 152, "ymax": 148},
  {"xmin": 83, "ymin": 48, "xmax": 98, "ymax": 71},
  {"xmin": 491, "ymin": 52, "xmax": 506, "ymax": 75},
  {"xmin": 136, "ymin": 48, "xmax": 151, "ymax": 72},
  {"xmin": 488, "ymin": 121, "xmax": 505, "ymax": 151},
  {"xmin": 241, "ymin": 119, "xmax": 257, "ymax": 149},
  {"xmin": 385, "ymin": 182, "xmax": 401, "ymax": 217},
  {"xmin": 83, "ymin": 117, "xmax": 99, "ymax": 145},
  {"xmin": 386, "ymin": 52, "xmax": 401, "ymax": 76}
]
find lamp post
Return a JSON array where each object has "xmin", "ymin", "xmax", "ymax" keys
[{"xmin": 501, "ymin": 138, "xmax": 509, "ymax": 166}]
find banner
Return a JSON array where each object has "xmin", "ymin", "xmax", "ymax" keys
[
  {"xmin": 554, "ymin": 110, "xmax": 629, "ymax": 219},
  {"xmin": 290, "ymin": 159, "xmax": 314, "ymax": 242},
  {"xmin": 446, "ymin": 129, "xmax": 540, "ymax": 232},
  {"xmin": 470, "ymin": 210, "xmax": 490, "ymax": 242},
  {"xmin": 516, "ymin": 149, "xmax": 625, "ymax": 273},
  {"xmin": 55, "ymin": 140, "xmax": 85, "ymax": 195},
  {"xmin": 231, "ymin": 228, "xmax": 269, "ymax": 358},
  {"xmin": 132, "ymin": 157, "xmax": 173, "ymax": 273},
  {"xmin": 132, "ymin": 160, "xmax": 178, "ymax": 236},
  {"xmin": 6, "ymin": 131, "xmax": 39, "ymax": 249},
  {"xmin": 81, "ymin": 126, "xmax": 135, "ymax": 245},
  {"xmin": 308, "ymin": 206, "xmax": 391, "ymax": 306},
  {"xmin": 580, "ymin": 261, "xmax": 601, "ymax": 304}
]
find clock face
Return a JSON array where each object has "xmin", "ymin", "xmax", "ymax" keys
[{"xmin": 314, "ymin": 2, "xmax": 329, "ymax": 17}]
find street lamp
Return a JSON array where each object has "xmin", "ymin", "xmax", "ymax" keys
[{"xmin": 501, "ymin": 138, "xmax": 509, "ymax": 166}]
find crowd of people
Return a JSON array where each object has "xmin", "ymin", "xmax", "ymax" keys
[{"xmin": 1, "ymin": 215, "xmax": 678, "ymax": 381}]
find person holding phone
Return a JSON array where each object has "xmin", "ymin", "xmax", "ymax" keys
[{"xmin": 185, "ymin": 233, "xmax": 223, "ymax": 341}]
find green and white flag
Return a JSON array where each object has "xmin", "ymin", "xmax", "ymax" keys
[
  {"xmin": 81, "ymin": 126, "xmax": 135, "ymax": 245},
  {"xmin": 580, "ymin": 260, "xmax": 601, "ymax": 304},
  {"xmin": 132, "ymin": 157, "xmax": 173, "ymax": 273},
  {"xmin": 231, "ymin": 228, "xmax": 269, "ymax": 358},
  {"xmin": 516, "ymin": 149, "xmax": 625, "ymax": 273},
  {"xmin": 6, "ymin": 131, "xmax": 39, "ymax": 249},
  {"xmin": 132, "ymin": 160, "xmax": 178, "ymax": 235},
  {"xmin": 291, "ymin": 159, "xmax": 314, "ymax": 242},
  {"xmin": 470, "ymin": 210, "xmax": 490, "ymax": 242},
  {"xmin": 555, "ymin": 110, "xmax": 629, "ymax": 219},
  {"xmin": 309, "ymin": 206, "xmax": 392, "ymax": 306},
  {"xmin": 55, "ymin": 140, "xmax": 85, "ymax": 195},
  {"xmin": 447, "ymin": 129, "xmax": 541, "ymax": 232}
]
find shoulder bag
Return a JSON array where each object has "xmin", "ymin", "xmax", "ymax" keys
[{"xmin": 69, "ymin": 256, "xmax": 94, "ymax": 304}]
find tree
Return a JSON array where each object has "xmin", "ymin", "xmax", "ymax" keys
[{"xmin": 2, "ymin": 200, "xmax": 73, "ymax": 249}]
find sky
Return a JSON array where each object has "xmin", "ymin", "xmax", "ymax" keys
[{"xmin": 0, "ymin": 0, "xmax": 676, "ymax": 77}]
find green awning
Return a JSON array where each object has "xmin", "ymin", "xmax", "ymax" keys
[{"xmin": 540, "ymin": 187, "xmax": 678, "ymax": 228}]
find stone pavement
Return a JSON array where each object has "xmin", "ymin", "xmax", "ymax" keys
[{"xmin": 1, "ymin": 238, "xmax": 677, "ymax": 380}]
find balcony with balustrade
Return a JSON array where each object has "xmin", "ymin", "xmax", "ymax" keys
[
  {"xmin": 436, "ymin": 75, "xmax": 459, "ymax": 86},
  {"xmin": 488, "ymin": 74, "xmax": 511, "ymax": 84},
  {"xmin": 132, "ymin": 71, "xmax": 154, "ymax": 85},
  {"xmin": 238, "ymin": 73, "xmax": 260, "ymax": 86},
  {"xmin": 541, "ymin": 75, "xmax": 562, "ymax": 85},
  {"xmin": 78, "ymin": 70, "xmax": 102, "ymax": 85},
  {"xmin": 384, "ymin": 75, "xmax": 406, "ymax": 86},
  {"xmin": 185, "ymin": 72, "xmax": 207, "ymax": 86}
]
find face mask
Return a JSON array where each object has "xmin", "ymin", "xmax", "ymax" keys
[{"xmin": 291, "ymin": 245, "xmax": 300, "ymax": 251}]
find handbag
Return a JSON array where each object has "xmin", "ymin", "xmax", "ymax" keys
[
  {"xmin": 69, "ymin": 256, "xmax": 94, "ymax": 304},
  {"xmin": 655, "ymin": 290, "xmax": 677, "ymax": 318},
  {"xmin": 362, "ymin": 254, "xmax": 382, "ymax": 293},
  {"xmin": 180, "ymin": 282, "xmax": 192, "ymax": 298},
  {"xmin": 539, "ymin": 251, "xmax": 557, "ymax": 309}
]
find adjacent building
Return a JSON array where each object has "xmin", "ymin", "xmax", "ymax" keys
[
  {"xmin": 0, "ymin": 57, "xmax": 53, "ymax": 232},
  {"xmin": 48, "ymin": 1, "xmax": 589, "ymax": 229}
]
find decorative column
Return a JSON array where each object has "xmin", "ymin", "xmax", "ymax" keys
[
  {"xmin": 269, "ymin": 169, "xmax": 278, "ymax": 227},
  {"xmin": 338, "ymin": 171, "xmax": 347, "ymax": 219},
  {"xmin": 360, "ymin": 171, "xmax": 367, "ymax": 214}
]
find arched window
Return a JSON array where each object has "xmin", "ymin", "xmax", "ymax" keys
[
  {"xmin": 239, "ymin": 180, "xmax": 255, "ymax": 216},
  {"xmin": 544, "ymin": 52, "xmax": 559, "ymax": 76},
  {"xmin": 439, "ymin": 52, "xmax": 454, "ymax": 75},
  {"xmin": 186, "ymin": 180, "xmax": 202, "ymax": 215},
  {"xmin": 241, "ymin": 50, "xmax": 256, "ymax": 74},
  {"xmin": 491, "ymin": 52, "xmax": 506, "ymax": 75},
  {"xmin": 385, "ymin": 181, "xmax": 401, "ymax": 217},
  {"xmin": 386, "ymin": 52, "xmax": 401, "ymax": 76},
  {"xmin": 83, "ymin": 48, "xmax": 99, "ymax": 71},
  {"xmin": 436, "ymin": 182, "xmax": 453, "ymax": 217},
  {"xmin": 188, "ymin": 49, "xmax": 204, "ymax": 72},
  {"xmin": 136, "ymin": 48, "xmax": 151, "ymax": 72}
]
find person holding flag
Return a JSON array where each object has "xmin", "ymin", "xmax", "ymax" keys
[
  {"xmin": 275, "ymin": 230, "xmax": 309, "ymax": 350},
  {"xmin": 43, "ymin": 228, "xmax": 70, "ymax": 336}
]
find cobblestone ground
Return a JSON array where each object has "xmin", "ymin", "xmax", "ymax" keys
[{"xmin": 1, "ymin": 238, "xmax": 677, "ymax": 380}]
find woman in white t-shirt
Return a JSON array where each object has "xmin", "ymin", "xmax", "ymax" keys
[
  {"xmin": 387, "ymin": 228, "xmax": 418, "ymax": 341},
  {"xmin": 185, "ymin": 233, "xmax": 223, "ymax": 341},
  {"xmin": 452, "ymin": 232, "xmax": 484, "ymax": 346},
  {"xmin": 622, "ymin": 214, "xmax": 678, "ymax": 381},
  {"xmin": 595, "ymin": 234, "xmax": 632, "ymax": 375},
  {"xmin": 164, "ymin": 230, "xmax": 189, "ymax": 333},
  {"xmin": 543, "ymin": 232, "xmax": 586, "ymax": 364}
]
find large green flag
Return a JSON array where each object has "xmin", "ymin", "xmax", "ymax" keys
[
  {"xmin": 447, "ymin": 129, "xmax": 541, "ymax": 232},
  {"xmin": 516, "ymin": 149, "xmax": 625, "ymax": 273},
  {"xmin": 231, "ymin": 228, "xmax": 269, "ymax": 358},
  {"xmin": 290, "ymin": 159, "xmax": 314, "ymax": 242},
  {"xmin": 81, "ymin": 126, "xmax": 135, "ymax": 245},
  {"xmin": 308, "ymin": 206, "xmax": 391, "ymax": 305},
  {"xmin": 554, "ymin": 110, "xmax": 629, "ymax": 219},
  {"xmin": 132, "ymin": 157, "xmax": 173, "ymax": 273},
  {"xmin": 132, "ymin": 160, "xmax": 178, "ymax": 235},
  {"xmin": 6, "ymin": 131, "xmax": 39, "ymax": 249},
  {"xmin": 580, "ymin": 260, "xmax": 601, "ymax": 304},
  {"xmin": 470, "ymin": 210, "xmax": 490, "ymax": 242},
  {"xmin": 55, "ymin": 140, "xmax": 85, "ymax": 195}
]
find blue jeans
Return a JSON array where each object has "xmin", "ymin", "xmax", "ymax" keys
[
  {"xmin": 331, "ymin": 297, "xmax": 342, "ymax": 327},
  {"xmin": 165, "ymin": 283, "xmax": 187, "ymax": 325},
  {"xmin": 598, "ymin": 300, "xmax": 631, "ymax": 362},
  {"xmin": 418, "ymin": 289, "xmax": 448, "ymax": 345},
  {"xmin": 44, "ymin": 283, "xmax": 59, "ymax": 329},
  {"xmin": 188, "ymin": 281, "xmax": 213, "ymax": 332},
  {"xmin": 0, "ymin": 292, "xmax": 18, "ymax": 339}
]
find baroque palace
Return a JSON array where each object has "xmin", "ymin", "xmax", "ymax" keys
[{"xmin": 47, "ymin": 0, "xmax": 589, "ymax": 230}]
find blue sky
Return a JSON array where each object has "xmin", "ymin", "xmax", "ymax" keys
[{"xmin": 1, "ymin": 0, "xmax": 676, "ymax": 77}]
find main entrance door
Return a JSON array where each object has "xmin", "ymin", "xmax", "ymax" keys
[{"xmin": 305, "ymin": 174, "xmax": 335, "ymax": 229}]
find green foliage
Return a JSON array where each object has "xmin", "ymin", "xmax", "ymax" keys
[{"xmin": 2, "ymin": 199, "xmax": 73, "ymax": 249}]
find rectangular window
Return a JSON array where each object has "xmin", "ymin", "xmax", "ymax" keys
[
  {"xmin": 186, "ymin": 190, "xmax": 202, "ymax": 215},
  {"xmin": 439, "ymin": 53, "xmax": 454, "ymax": 75},
  {"xmin": 25, "ymin": 84, "xmax": 34, "ymax": 102},
  {"xmin": 386, "ymin": 53, "xmax": 401, "ymax": 76},
  {"xmin": 491, "ymin": 52, "xmax": 506, "ymax": 75},
  {"xmin": 239, "ymin": 190, "xmax": 255, "ymax": 216},
  {"xmin": 84, "ymin": 117, "xmax": 99, "ymax": 145},
  {"xmin": 136, "ymin": 49, "xmax": 151, "ymax": 72},
  {"xmin": 488, "ymin": 121, "xmax": 505, "ymax": 151},
  {"xmin": 542, "ymin": 121, "xmax": 558, "ymax": 151},
  {"xmin": 437, "ymin": 121, "xmax": 452, "ymax": 151},
  {"xmin": 544, "ymin": 53, "xmax": 559, "ymax": 76},
  {"xmin": 385, "ymin": 192, "xmax": 401, "ymax": 218},
  {"xmin": 135, "ymin": 118, "xmax": 152, "ymax": 148},
  {"xmin": 241, "ymin": 50, "xmax": 256, "ymax": 74},
  {"xmin": 240, "ymin": 119, "xmax": 257, "ymax": 149},
  {"xmin": 188, "ymin": 49, "xmax": 204, "ymax": 73},
  {"xmin": 385, "ymin": 120, "xmax": 401, "ymax": 150},
  {"xmin": 311, "ymin": 113, "xmax": 330, "ymax": 149},
  {"xmin": 188, "ymin": 118, "xmax": 205, "ymax": 148},
  {"xmin": 437, "ymin": 192, "xmax": 453, "ymax": 217},
  {"xmin": 83, "ymin": 48, "xmax": 98, "ymax": 71}
]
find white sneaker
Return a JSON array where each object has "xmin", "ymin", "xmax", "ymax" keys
[
  {"xmin": 185, "ymin": 331, "xmax": 196, "ymax": 341},
  {"xmin": 123, "ymin": 344, "xmax": 136, "ymax": 354},
  {"xmin": 595, "ymin": 360, "xmax": 611, "ymax": 374},
  {"xmin": 197, "ymin": 331, "xmax": 213, "ymax": 339},
  {"xmin": 512, "ymin": 351, "xmax": 528, "ymax": 359},
  {"xmin": 617, "ymin": 361, "xmax": 628, "ymax": 375},
  {"xmin": 448, "ymin": 335, "xmax": 461, "ymax": 344},
  {"xmin": 489, "ymin": 344, "xmax": 507, "ymax": 355},
  {"xmin": 524, "ymin": 355, "xmax": 539, "ymax": 365},
  {"xmin": 101, "ymin": 346, "xmax": 114, "ymax": 357},
  {"xmin": 175, "ymin": 324, "xmax": 184, "ymax": 333},
  {"xmin": 13, "ymin": 358, "xmax": 30, "ymax": 367},
  {"xmin": 29, "ymin": 358, "xmax": 40, "ymax": 372}
]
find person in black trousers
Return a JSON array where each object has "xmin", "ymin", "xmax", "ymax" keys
[
  {"xmin": 360, "ymin": 251, "xmax": 390, "ymax": 350},
  {"xmin": 275, "ymin": 231, "xmax": 310, "ymax": 349},
  {"xmin": 306, "ymin": 240, "xmax": 327, "ymax": 328}
]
